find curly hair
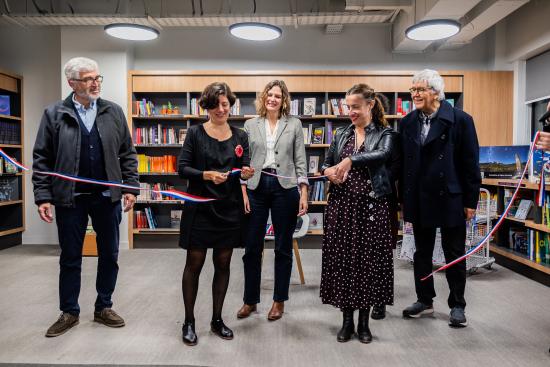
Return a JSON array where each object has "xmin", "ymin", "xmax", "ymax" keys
[{"xmin": 255, "ymin": 80, "xmax": 291, "ymax": 118}]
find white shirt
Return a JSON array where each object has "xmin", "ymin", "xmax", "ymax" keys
[{"xmin": 262, "ymin": 118, "xmax": 279, "ymax": 169}]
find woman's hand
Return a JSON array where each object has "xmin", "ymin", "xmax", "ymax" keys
[
  {"xmin": 241, "ymin": 185, "xmax": 251, "ymax": 214},
  {"xmin": 298, "ymin": 184, "xmax": 308, "ymax": 216},
  {"xmin": 324, "ymin": 166, "xmax": 341, "ymax": 185},
  {"xmin": 334, "ymin": 157, "xmax": 352, "ymax": 182},
  {"xmin": 203, "ymin": 171, "xmax": 228, "ymax": 184},
  {"xmin": 240, "ymin": 166, "xmax": 255, "ymax": 180}
]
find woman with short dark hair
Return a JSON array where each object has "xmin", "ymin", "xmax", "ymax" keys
[
  {"xmin": 320, "ymin": 84, "xmax": 395, "ymax": 344},
  {"xmin": 178, "ymin": 82, "xmax": 254, "ymax": 346}
]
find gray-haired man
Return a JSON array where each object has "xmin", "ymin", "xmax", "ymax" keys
[{"xmin": 32, "ymin": 57, "xmax": 139, "ymax": 337}]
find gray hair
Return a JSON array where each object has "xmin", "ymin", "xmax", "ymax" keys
[
  {"xmin": 63, "ymin": 57, "xmax": 99, "ymax": 80},
  {"xmin": 412, "ymin": 69, "xmax": 445, "ymax": 100}
]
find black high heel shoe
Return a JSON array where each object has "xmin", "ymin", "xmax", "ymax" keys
[
  {"xmin": 182, "ymin": 320, "xmax": 198, "ymax": 346},
  {"xmin": 211, "ymin": 319, "xmax": 234, "ymax": 340},
  {"xmin": 371, "ymin": 305, "xmax": 386, "ymax": 320}
]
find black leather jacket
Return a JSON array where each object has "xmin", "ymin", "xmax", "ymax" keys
[{"xmin": 321, "ymin": 123, "xmax": 396, "ymax": 199}]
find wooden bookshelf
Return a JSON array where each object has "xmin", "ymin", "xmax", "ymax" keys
[
  {"xmin": 0, "ymin": 69, "xmax": 24, "ymax": 250},
  {"xmin": 127, "ymin": 70, "xmax": 512, "ymax": 248},
  {"xmin": 490, "ymin": 246, "xmax": 550, "ymax": 275}
]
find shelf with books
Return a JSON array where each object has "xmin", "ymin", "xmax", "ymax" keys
[
  {"xmin": 133, "ymin": 228, "xmax": 180, "ymax": 234},
  {"xmin": 309, "ymin": 201, "xmax": 328, "ymax": 206},
  {"xmin": 307, "ymin": 229, "xmax": 324, "ymax": 236},
  {"xmin": 0, "ymin": 69, "xmax": 24, "ymax": 249},
  {"xmin": 490, "ymin": 245, "xmax": 550, "ymax": 275},
  {"xmin": 128, "ymin": 70, "xmax": 495, "ymax": 248}
]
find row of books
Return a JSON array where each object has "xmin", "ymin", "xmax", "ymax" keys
[
  {"xmin": 290, "ymin": 98, "xmax": 318, "ymax": 116},
  {"xmin": 136, "ymin": 182, "xmax": 178, "ymax": 201},
  {"xmin": 132, "ymin": 99, "xmax": 182, "ymax": 116},
  {"xmin": 137, "ymin": 154, "xmax": 177, "ymax": 173},
  {"xmin": 189, "ymin": 98, "xmax": 242, "ymax": 116},
  {"xmin": 302, "ymin": 122, "xmax": 336, "ymax": 145},
  {"xmin": 134, "ymin": 126, "xmax": 186, "ymax": 145},
  {"xmin": 508, "ymin": 228, "xmax": 550, "ymax": 264},
  {"xmin": 134, "ymin": 207, "xmax": 158, "ymax": 229},
  {"xmin": 0, "ymin": 157, "xmax": 17, "ymax": 174},
  {"xmin": 134, "ymin": 208, "xmax": 182, "ymax": 229},
  {"xmin": 396, "ymin": 98, "xmax": 414, "ymax": 115},
  {"xmin": 0, "ymin": 121, "xmax": 20, "ymax": 145},
  {"xmin": 308, "ymin": 181, "xmax": 328, "ymax": 202}
]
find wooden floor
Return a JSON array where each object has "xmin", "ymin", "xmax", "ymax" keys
[{"xmin": 0, "ymin": 245, "xmax": 549, "ymax": 367}]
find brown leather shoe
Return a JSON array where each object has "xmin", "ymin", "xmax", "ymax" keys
[
  {"xmin": 267, "ymin": 301, "xmax": 284, "ymax": 321},
  {"xmin": 45, "ymin": 312, "xmax": 79, "ymax": 337},
  {"xmin": 237, "ymin": 304, "xmax": 257, "ymax": 319},
  {"xmin": 93, "ymin": 308, "xmax": 125, "ymax": 328}
]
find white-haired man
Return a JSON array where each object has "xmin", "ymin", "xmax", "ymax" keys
[
  {"xmin": 32, "ymin": 57, "xmax": 139, "ymax": 337},
  {"xmin": 399, "ymin": 69, "xmax": 481, "ymax": 327}
]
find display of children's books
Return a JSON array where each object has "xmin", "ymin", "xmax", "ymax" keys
[{"xmin": 479, "ymin": 145, "xmax": 529, "ymax": 179}]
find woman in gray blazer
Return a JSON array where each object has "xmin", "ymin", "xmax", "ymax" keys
[{"xmin": 237, "ymin": 80, "xmax": 309, "ymax": 321}]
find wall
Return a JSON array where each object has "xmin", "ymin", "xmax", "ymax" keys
[{"xmin": 0, "ymin": 26, "xmax": 61, "ymax": 245}]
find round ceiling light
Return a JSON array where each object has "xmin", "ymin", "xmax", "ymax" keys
[
  {"xmin": 405, "ymin": 19, "xmax": 461, "ymax": 41},
  {"xmin": 229, "ymin": 22, "xmax": 282, "ymax": 41},
  {"xmin": 104, "ymin": 23, "xmax": 159, "ymax": 41}
]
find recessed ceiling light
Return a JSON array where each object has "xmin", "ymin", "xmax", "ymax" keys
[
  {"xmin": 104, "ymin": 23, "xmax": 159, "ymax": 41},
  {"xmin": 405, "ymin": 19, "xmax": 461, "ymax": 41},
  {"xmin": 229, "ymin": 22, "xmax": 282, "ymax": 41}
]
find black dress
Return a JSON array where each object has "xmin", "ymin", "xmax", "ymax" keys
[
  {"xmin": 320, "ymin": 135, "xmax": 394, "ymax": 309},
  {"xmin": 178, "ymin": 124, "xmax": 250, "ymax": 249}
]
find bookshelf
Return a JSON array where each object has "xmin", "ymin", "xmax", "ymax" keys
[
  {"xmin": 127, "ymin": 70, "xmax": 511, "ymax": 248},
  {"xmin": 0, "ymin": 69, "xmax": 24, "ymax": 250},
  {"xmin": 482, "ymin": 178, "xmax": 550, "ymax": 281}
]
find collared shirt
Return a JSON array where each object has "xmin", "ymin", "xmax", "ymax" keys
[
  {"xmin": 72, "ymin": 94, "xmax": 98, "ymax": 133},
  {"xmin": 263, "ymin": 118, "xmax": 279, "ymax": 169},
  {"xmin": 419, "ymin": 108, "xmax": 438, "ymax": 145}
]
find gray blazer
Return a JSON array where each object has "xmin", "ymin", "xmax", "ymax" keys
[{"xmin": 244, "ymin": 115, "xmax": 308, "ymax": 190}]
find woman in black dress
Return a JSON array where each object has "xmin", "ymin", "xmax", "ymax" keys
[
  {"xmin": 178, "ymin": 82, "xmax": 254, "ymax": 346},
  {"xmin": 320, "ymin": 84, "xmax": 396, "ymax": 344}
]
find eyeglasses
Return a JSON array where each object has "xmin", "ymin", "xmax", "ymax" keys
[
  {"xmin": 72, "ymin": 75, "xmax": 104, "ymax": 84},
  {"xmin": 409, "ymin": 87, "xmax": 432, "ymax": 95}
]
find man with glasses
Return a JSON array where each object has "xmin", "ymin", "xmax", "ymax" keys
[
  {"xmin": 399, "ymin": 69, "xmax": 481, "ymax": 328},
  {"xmin": 32, "ymin": 57, "xmax": 139, "ymax": 337}
]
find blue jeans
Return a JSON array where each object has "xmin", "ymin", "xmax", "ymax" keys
[
  {"xmin": 243, "ymin": 174, "xmax": 300, "ymax": 304},
  {"xmin": 55, "ymin": 193, "xmax": 122, "ymax": 315}
]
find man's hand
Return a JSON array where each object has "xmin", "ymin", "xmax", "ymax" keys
[
  {"xmin": 38, "ymin": 202, "xmax": 54, "ymax": 223},
  {"xmin": 535, "ymin": 131, "xmax": 550, "ymax": 151},
  {"xmin": 464, "ymin": 207, "xmax": 476, "ymax": 221},
  {"xmin": 123, "ymin": 193, "xmax": 136, "ymax": 212},
  {"xmin": 204, "ymin": 171, "xmax": 228, "ymax": 185}
]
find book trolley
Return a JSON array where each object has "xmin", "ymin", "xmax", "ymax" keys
[{"xmin": 397, "ymin": 188, "xmax": 496, "ymax": 274}]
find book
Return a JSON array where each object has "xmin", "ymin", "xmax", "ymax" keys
[
  {"xmin": 479, "ymin": 145, "xmax": 529, "ymax": 179},
  {"xmin": 302, "ymin": 127, "xmax": 309, "ymax": 144},
  {"xmin": 312, "ymin": 127, "xmax": 325, "ymax": 144},
  {"xmin": 170, "ymin": 210, "xmax": 182, "ymax": 228},
  {"xmin": 0, "ymin": 95, "xmax": 10, "ymax": 115},
  {"xmin": 303, "ymin": 98, "xmax": 316, "ymax": 116},
  {"xmin": 308, "ymin": 155, "xmax": 319, "ymax": 174},
  {"xmin": 514, "ymin": 199, "xmax": 533, "ymax": 220},
  {"xmin": 308, "ymin": 213, "xmax": 323, "ymax": 230}
]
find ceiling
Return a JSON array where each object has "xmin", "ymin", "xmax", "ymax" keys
[{"xmin": 0, "ymin": 0, "xmax": 531, "ymax": 52}]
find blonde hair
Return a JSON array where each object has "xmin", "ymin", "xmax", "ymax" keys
[{"xmin": 255, "ymin": 80, "xmax": 291, "ymax": 118}]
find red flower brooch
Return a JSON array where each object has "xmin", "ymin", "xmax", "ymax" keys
[{"xmin": 235, "ymin": 144, "xmax": 243, "ymax": 158}]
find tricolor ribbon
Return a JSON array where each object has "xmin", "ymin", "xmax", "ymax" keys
[{"xmin": 0, "ymin": 148, "xmax": 216, "ymax": 203}]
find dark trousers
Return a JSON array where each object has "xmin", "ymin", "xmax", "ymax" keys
[
  {"xmin": 55, "ymin": 193, "xmax": 122, "ymax": 315},
  {"xmin": 412, "ymin": 224, "xmax": 467, "ymax": 309},
  {"xmin": 242, "ymin": 174, "xmax": 300, "ymax": 304}
]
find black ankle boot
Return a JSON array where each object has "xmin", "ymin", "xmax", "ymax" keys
[
  {"xmin": 182, "ymin": 320, "xmax": 198, "ymax": 346},
  {"xmin": 211, "ymin": 319, "xmax": 234, "ymax": 340},
  {"xmin": 371, "ymin": 305, "xmax": 386, "ymax": 320},
  {"xmin": 358, "ymin": 308, "xmax": 373, "ymax": 344},
  {"xmin": 336, "ymin": 309, "xmax": 355, "ymax": 342}
]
